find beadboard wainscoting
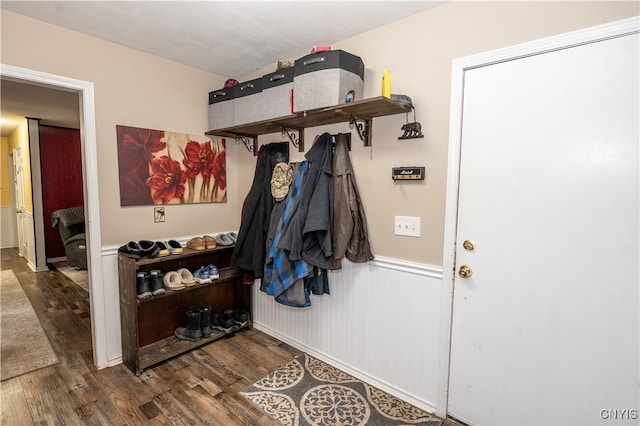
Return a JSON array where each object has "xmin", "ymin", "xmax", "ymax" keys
[
  {"xmin": 253, "ymin": 257, "xmax": 443, "ymax": 413},
  {"xmin": 98, "ymin": 246, "xmax": 443, "ymax": 413},
  {"xmin": 1, "ymin": 206, "xmax": 18, "ymax": 249}
]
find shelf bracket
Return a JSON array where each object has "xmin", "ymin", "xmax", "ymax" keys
[
  {"xmin": 281, "ymin": 127, "xmax": 304, "ymax": 152},
  {"xmin": 348, "ymin": 115, "xmax": 373, "ymax": 147},
  {"xmin": 234, "ymin": 135, "xmax": 257, "ymax": 155}
]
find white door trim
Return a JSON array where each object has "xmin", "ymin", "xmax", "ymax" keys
[
  {"xmin": 0, "ymin": 64, "xmax": 108, "ymax": 369},
  {"xmin": 436, "ymin": 16, "xmax": 640, "ymax": 419}
]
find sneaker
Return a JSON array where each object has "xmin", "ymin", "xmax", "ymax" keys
[
  {"xmin": 136, "ymin": 272, "xmax": 152, "ymax": 299},
  {"xmin": 206, "ymin": 264, "xmax": 220, "ymax": 280},
  {"xmin": 211, "ymin": 311, "xmax": 234, "ymax": 333},
  {"xmin": 232, "ymin": 309, "xmax": 250, "ymax": 327},
  {"xmin": 149, "ymin": 269, "xmax": 165, "ymax": 295},
  {"xmin": 193, "ymin": 266, "xmax": 211, "ymax": 284}
]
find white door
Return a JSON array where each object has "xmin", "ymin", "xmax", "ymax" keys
[
  {"xmin": 12, "ymin": 147, "xmax": 28, "ymax": 257},
  {"xmin": 447, "ymin": 31, "xmax": 639, "ymax": 425}
]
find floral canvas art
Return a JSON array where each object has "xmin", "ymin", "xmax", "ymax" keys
[{"xmin": 117, "ymin": 125, "xmax": 226, "ymax": 206}]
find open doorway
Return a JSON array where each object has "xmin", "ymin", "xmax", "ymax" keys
[{"xmin": 1, "ymin": 64, "xmax": 107, "ymax": 369}]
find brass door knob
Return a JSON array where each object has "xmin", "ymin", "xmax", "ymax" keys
[{"xmin": 458, "ymin": 265, "xmax": 473, "ymax": 278}]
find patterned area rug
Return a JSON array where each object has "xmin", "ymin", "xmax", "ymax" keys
[
  {"xmin": 52, "ymin": 261, "xmax": 88, "ymax": 292},
  {"xmin": 1, "ymin": 270, "xmax": 59, "ymax": 381},
  {"xmin": 241, "ymin": 353, "xmax": 442, "ymax": 426}
]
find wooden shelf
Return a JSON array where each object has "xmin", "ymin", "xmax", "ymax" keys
[
  {"xmin": 138, "ymin": 323, "xmax": 251, "ymax": 372},
  {"xmin": 118, "ymin": 245, "xmax": 251, "ymax": 375},
  {"xmin": 205, "ymin": 96, "xmax": 411, "ymax": 154}
]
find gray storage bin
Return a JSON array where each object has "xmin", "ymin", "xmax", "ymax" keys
[
  {"xmin": 209, "ymin": 87, "xmax": 233, "ymax": 130},
  {"xmin": 233, "ymin": 78, "xmax": 264, "ymax": 126},
  {"xmin": 293, "ymin": 50, "xmax": 364, "ymax": 113},
  {"xmin": 208, "ymin": 87, "xmax": 235, "ymax": 130},
  {"xmin": 262, "ymin": 67, "xmax": 294, "ymax": 120}
]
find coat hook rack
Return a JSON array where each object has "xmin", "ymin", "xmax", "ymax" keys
[{"xmin": 281, "ymin": 127, "xmax": 305, "ymax": 152}]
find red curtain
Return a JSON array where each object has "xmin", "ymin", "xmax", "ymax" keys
[{"xmin": 39, "ymin": 125, "xmax": 84, "ymax": 260}]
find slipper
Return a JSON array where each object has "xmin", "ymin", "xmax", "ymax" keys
[
  {"xmin": 186, "ymin": 237, "xmax": 206, "ymax": 251},
  {"xmin": 215, "ymin": 233, "xmax": 234, "ymax": 246},
  {"xmin": 167, "ymin": 240, "xmax": 183, "ymax": 255},
  {"xmin": 227, "ymin": 232, "xmax": 238, "ymax": 244},
  {"xmin": 156, "ymin": 241, "xmax": 170, "ymax": 257},
  {"xmin": 163, "ymin": 271, "xmax": 185, "ymax": 291},
  {"xmin": 139, "ymin": 240, "xmax": 160, "ymax": 257},
  {"xmin": 177, "ymin": 268, "xmax": 196, "ymax": 287},
  {"xmin": 203, "ymin": 235, "xmax": 217, "ymax": 249},
  {"xmin": 118, "ymin": 241, "xmax": 141, "ymax": 259}
]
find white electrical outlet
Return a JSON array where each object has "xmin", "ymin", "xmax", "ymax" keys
[{"xmin": 394, "ymin": 216, "xmax": 421, "ymax": 237}]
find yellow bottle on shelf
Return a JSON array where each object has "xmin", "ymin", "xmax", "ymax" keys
[{"xmin": 382, "ymin": 69, "xmax": 391, "ymax": 98}]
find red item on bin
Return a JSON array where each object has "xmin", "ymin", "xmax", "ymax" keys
[{"xmin": 309, "ymin": 45, "xmax": 332, "ymax": 54}]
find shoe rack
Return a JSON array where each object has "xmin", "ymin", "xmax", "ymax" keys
[{"xmin": 118, "ymin": 245, "xmax": 250, "ymax": 375}]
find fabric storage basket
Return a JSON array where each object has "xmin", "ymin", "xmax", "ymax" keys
[
  {"xmin": 293, "ymin": 50, "xmax": 364, "ymax": 113},
  {"xmin": 262, "ymin": 67, "xmax": 294, "ymax": 120},
  {"xmin": 233, "ymin": 78, "xmax": 264, "ymax": 126},
  {"xmin": 208, "ymin": 88, "xmax": 235, "ymax": 130}
]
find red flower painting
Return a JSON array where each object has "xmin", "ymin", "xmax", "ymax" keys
[{"xmin": 116, "ymin": 125, "xmax": 226, "ymax": 206}]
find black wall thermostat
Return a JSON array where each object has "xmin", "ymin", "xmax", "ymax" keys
[{"xmin": 392, "ymin": 166, "xmax": 425, "ymax": 181}]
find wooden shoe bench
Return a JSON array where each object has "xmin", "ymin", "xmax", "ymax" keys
[{"xmin": 118, "ymin": 245, "xmax": 250, "ymax": 375}]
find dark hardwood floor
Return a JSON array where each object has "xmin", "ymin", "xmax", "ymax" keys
[{"xmin": 1, "ymin": 248, "xmax": 302, "ymax": 425}]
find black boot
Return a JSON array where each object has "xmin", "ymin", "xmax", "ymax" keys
[
  {"xmin": 149, "ymin": 269, "xmax": 165, "ymax": 296},
  {"xmin": 136, "ymin": 272, "xmax": 151, "ymax": 299},
  {"xmin": 199, "ymin": 306, "xmax": 213, "ymax": 338},
  {"xmin": 174, "ymin": 308, "xmax": 202, "ymax": 341}
]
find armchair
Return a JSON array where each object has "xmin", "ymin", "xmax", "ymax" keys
[{"xmin": 51, "ymin": 206, "xmax": 87, "ymax": 269}]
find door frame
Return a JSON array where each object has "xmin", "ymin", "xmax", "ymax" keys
[
  {"xmin": 436, "ymin": 16, "xmax": 640, "ymax": 419},
  {"xmin": 0, "ymin": 64, "xmax": 108, "ymax": 369}
]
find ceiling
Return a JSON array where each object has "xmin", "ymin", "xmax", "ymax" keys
[{"xmin": 0, "ymin": 1, "xmax": 443, "ymax": 138}]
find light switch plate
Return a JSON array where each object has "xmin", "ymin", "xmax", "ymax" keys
[{"xmin": 394, "ymin": 216, "xmax": 420, "ymax": 237}]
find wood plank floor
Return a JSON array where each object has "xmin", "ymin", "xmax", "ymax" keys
[{"xmin": 0, "ymin": 248, "xmax": 302, "ymax": 425}]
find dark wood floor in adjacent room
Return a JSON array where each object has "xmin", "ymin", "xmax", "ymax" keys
[{"xmin": 0, "ymin": 248, "xmax": 301, "ymax": 425}]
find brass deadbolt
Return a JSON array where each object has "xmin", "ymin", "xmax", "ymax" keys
[
  {"xmin": 463, "ymin": 240, "xmax": 475, "ymax": 251},
  {"xmin": 458, "ymin": 265, "xmax": 473, "ymax": 278}
]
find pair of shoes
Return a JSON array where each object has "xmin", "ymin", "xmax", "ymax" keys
[
  {"xmin": 232, "ymin": 309, "xmax": 250, "ymax": 327},
  {"xmin": 137, "ymin": 269, "xmax": 165, "ymax": 299},
  {"xmin": 193, "ymin": 266, "xmax": 211, "ymax": 284},
  {"xmin": 193, "ymin": 264, "xmax": 220, "ymax": 284},
  {"xmin": 215, "ymin": 232, "xmax": 238, "ymax": 246},
  {"xmin": 174, "ymin": 306, "xmax": 213, "ymax": 341},
  {"xmin": 118, "ymin": 240, "xmax": 160, "ymax": 259},
  {"xmin": 163, "ymin": 268, "xmax": 196, "ymax": 291},
  {"xmin": 211, "ymin": 310, "xmax": 235, "ymax": 333}
]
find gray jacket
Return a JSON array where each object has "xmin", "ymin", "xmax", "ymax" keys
[{"xmin": 331, "ymin": 133, "xmax": 373, "ymax": 269}]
